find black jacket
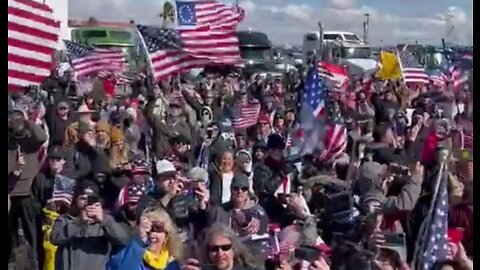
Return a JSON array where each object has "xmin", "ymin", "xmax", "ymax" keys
[{"xmin": 63, "ymin": 141, "xmax": 111, "ymax": 181}]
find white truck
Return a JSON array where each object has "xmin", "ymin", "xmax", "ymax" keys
[{"xmin": 302, "ymin": 30, "xmax": 377, "ymax": 76}]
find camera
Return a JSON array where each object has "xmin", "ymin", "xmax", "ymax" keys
[{"xmin": 86, "ymin": 194, "xmax": 100, "ymax": 205}]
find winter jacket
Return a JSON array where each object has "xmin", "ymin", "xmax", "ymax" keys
[
  {"xmin": 63, "ymin": 141, "xmax": 111, "ymax": 181},
  {"xmin": 7, "ymin": 121, "xmax": 48, "ymax": 196},
  {"xmin": 50, "ymin": 214, "xmax": 130, "ymax": 270},
  {"xmin": 107, "ymin": 237, "xmax": 181, "ymax": 270}
]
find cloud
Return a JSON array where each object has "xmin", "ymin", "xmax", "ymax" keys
[
  {"xmin": 328, "ymin": 0, "xmax": 356, "ymax": 10},
  {"xmin": 69, "ymin": 0, "xmax": 473, "ymax": 46}
]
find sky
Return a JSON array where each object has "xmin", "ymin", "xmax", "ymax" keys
[{"xmin": 69, "ymin": 0, "xmax": 473, "ymax": 46}]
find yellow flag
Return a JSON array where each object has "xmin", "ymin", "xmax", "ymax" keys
[{"xmin": 375, "ymin": 51, "xmax": 403, "ymax": 80}]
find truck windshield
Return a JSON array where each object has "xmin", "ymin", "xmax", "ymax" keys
[
  {"xmin": 341, "ymin": 47, "xmax": 371, "ymax": 59},
  {"xmin": 240, "ymin": 48, "xmax": 271, "ymax": 61}
]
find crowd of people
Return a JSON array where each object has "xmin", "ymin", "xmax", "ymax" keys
[{"xmin": 7, "ymin": 66, "xmax": 473, "ymax": 270}]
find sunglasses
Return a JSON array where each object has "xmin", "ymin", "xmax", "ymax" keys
[
  {"xmin": 150, "ymin": 221, "xmax": 166, "ymax": 233},
  {"xmin": 58, "ymin": 107, "xmax": 68, "ymax": 110},
  {"xmin": 232, "ymin": 186, "xmax": 248, "ymax": 192},
  {"xmin": 208, "ymin": 244, "xmax": 232, "ymax": 252}
]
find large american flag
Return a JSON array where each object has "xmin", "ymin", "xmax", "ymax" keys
[
  {"xmin": 317, "ymin": 61, "xmax": 348, "ymax": 91},
  {"xmin": 136, "ymin": 1, "xmax": 243, "ymax": 81},
  {"xmin": 304, "ymin": 64, "xmax": 325, "ymax": 117},
  {"xmin": 64, "ymin": 40, "xmax": 127, "ymax": 77},
  {"xmin": 8, "ymin": 0, "xmax": 60, "ymax": 90},
  {"xmin": 412, "ymin": 171, "xmax": 449, "ymax": 270},
  {"xmin": 232, "ymin": 101, "xmax": 261, "ymax": 129},
  {"xmin": 398, "ymin": 50, "xmax": 429, "ymax": 84}
]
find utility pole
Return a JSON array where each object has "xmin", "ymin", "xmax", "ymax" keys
[{"xmin": 363, "ymin": 13, "xmax": 369, "ymax": 44}]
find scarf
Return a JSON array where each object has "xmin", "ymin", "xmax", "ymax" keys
[{"xmin": 143, "ymin": 248, "xmax": 170, "ymax": 270}]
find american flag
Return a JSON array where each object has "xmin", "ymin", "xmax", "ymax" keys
[
  {"xmin": 303, "ymin": 64, "xmax": 325, "ymax": 117},
  {"xmin": 176, "ymin": 0, "xmax": 243, "ymax": 62},
  {"xmin": 98, "ymin": 70, "xmax": 133, "ymax": 85},
  {"xmin": 317, "ymin": 62, "xmax": 348, "ymax": 91},
  {"xmin": 318, "ymin": 124, "xmax": 347, "ymax": 162},
  {"xmin": 8, "ymin": 0, "xmax": 60, "ymax": 90},
  {"xmin": 397, "ymin": 50, "xmax": 429, "ymax": 84},
  {"xmin": 427, "ymin": 70, "xmax": 448, "ymax": 88},
  {"xmin": 232, "ymin": 101, "xmax": 261, "ymax": 129},
  {"xmin": 136, "ymin": 1, "xmax": 243, "ymax": 81},
  {"xmin": 64, "ymin": 40, "xmax": 127, "ymax": 77},
  {"xmin": 412, "ymin": 171, "xmax": 449, "ymax": 270},
  {"xmin": 290, "ymin": 64, "xmax": 328, "ymax": 156},
  {"xmin": 51, "ymin": 175, "xmax": 76, "ymax": 206}
]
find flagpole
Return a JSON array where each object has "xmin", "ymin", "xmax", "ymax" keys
[
  {"xmin": 134, "ymin": 26, "xmax": 156, "ymax": 81},
  {"xmin": 412, "ymin": 147, "xmax": 449, "ymax": 269}
]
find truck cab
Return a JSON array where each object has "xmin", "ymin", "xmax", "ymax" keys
[{"xmin": 302, "ymin": 31, "xmax": 377, "ymax": 76}]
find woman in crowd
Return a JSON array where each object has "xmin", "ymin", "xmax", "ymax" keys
[
  {"xmin": 182, "ymin": 223, "xmax": 259, "ymax": 270},
  {"xmin": 209, "ymin": 150, "xmax": 236, "ymax": 206},
  {"xmin": 107, "ymin": 208, "xmax": 183, "ymax": 270},
  {"xmin": 109, "ymin": 128, "xmax": 130, "ymax": 170}
]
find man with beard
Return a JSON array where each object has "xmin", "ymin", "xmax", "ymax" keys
[
  {"xmin": 152, "ymin": 102, "xmax": 191, "ymax": 158},
  {"xmin": 135, "ymin": 160, "xmax": 209, "ymax": 240},
  {"xmin": 46, "ymin": 100, "xmax": 73, "ymax": 147},
  {"xmin": 252, "ymin": 134, "xmax": 297, "ymax": 224},
  {"xmin": 207, "ymin": 174, "xmax": 270, "ymax": 265},
  {"xmin": 164, "ymin": 135, "xmax": 191, "ymax": 171},
  {"xmin": 112, "ymin": 182, "xmax": 148, "ymax": 254}
]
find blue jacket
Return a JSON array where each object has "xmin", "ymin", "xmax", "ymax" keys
[{"xmin": 107, "ymin": 238, "xmax": 181, "ymax": 270}]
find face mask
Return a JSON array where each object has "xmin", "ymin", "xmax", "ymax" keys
[{"xmin": 242, "ymin": 162, "xmax": 252, "ymax": 173}]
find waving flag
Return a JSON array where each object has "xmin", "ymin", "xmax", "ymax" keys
[
  {"xmin": 176, "ymin": 0, "xmax": 243, "ymax": 63},
  {"xmin": 135, "ymin": 1, "xmax": 243, "ymax": 81},
  {"xmin": 318, "ymin": 124, "xmax": 347, "ymax": 162},
  {"xmin": 375, "ymin": 51, "xmax": 402, "ymax": 80},
  {"xmin": 291, "ymin": 64, "xmax": 328, "ymax": 155},
  {"xmin": 318, "ymin": 62, "xmax": 348, "ymax": 91},
  {"xmin": 8, "ymin": 0, "xmax": 60, "ymax": 90},
  {"xmin": 64, "ymin": 40, "xmax": 127, "ymax": 77},
  {"xmin": 412, "ymin": 171, "xmax": 449, "ymax": 270},
  {"xmin": 232, "ymin": 101, "xmax": 261, "ymax": 129},
  {"xmin": 98, "ymin": 70, "xmax": 133, "ymax": 85},
  {"xmin": 427, "ymin": 70, "xmax": 448, "ymax": 88},
  {"xmin": 398, "ymin": 50, "xmax": 429, "ymax": 84}
]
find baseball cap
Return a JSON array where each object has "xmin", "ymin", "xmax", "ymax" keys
[
  {"xmin": 231, "ymin": 174, "xmax": 250, "ymax": 189},
  {"xmin": 47, "ymin": 146, "xmax": 65, "ymax": 160},
  {"xmin": 57, "ymin": 101, "xmax": 69, "ymax": 109},
  {"xmin": 155, "ymin": 159, "xmax": 177, "ymax": 176}
]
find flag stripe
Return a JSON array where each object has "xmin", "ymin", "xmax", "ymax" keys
[
  {"xmin": 317, "ymin": 62, "xmax": 348, "ymax": 91},
  {"xmin": 232, "ymin": 103, "xmax": 261, "ymax": 129},
  {"xmin": 8, "ymin": 0, "xmax": 59, "ymax": 89},
  {"xmin": 398, "ymin": 51, "xmax": 429, "ymax": 84},
  {"xmin": 65, "ymin": 40, "xmax": 127, "ymax": 77}
]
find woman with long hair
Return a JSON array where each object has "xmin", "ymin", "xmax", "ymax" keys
[
  {"xmin": 182, "ymin": 223, "xmax": 259, "ymax": 270},
  {"xmin": 109, "ymin": 128, "xmax": 130, "ymax": 170},
  {"xmin": 108, "ymin": 208, "xmax": 183, "ymax": 270}
]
